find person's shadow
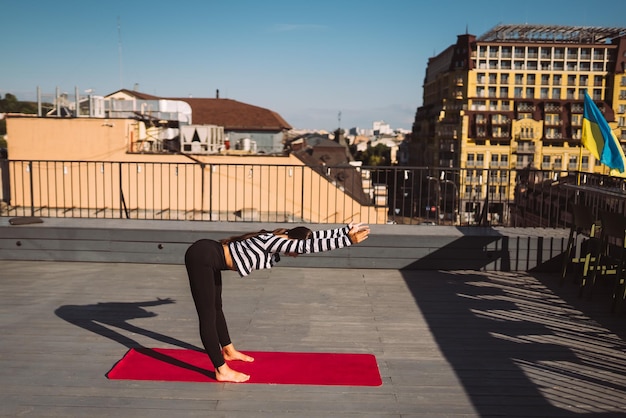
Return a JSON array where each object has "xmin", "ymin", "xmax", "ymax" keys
[{"xmin": 55, "ymin": 298, "xmax": 216, "ymax": 379}]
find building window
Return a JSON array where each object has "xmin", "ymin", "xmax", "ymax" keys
[
  {"xmin": 594, "ymin": 75, "xmax": 603, "ymax": 86},
  {"xmin": 526, "ymin": 88, "xmax": 535, "ymax": 99},
  {"xmin": 554, "ymin": 157, "xmax": 562, "ymax": 169},
  {"xmin": 515, "ymin": 74, "xmax": 524, "ymax": 84},
  {"xmin": 467, "ymin": 153, "xmax": 475, "ymax": 167},
  {"xmin": 476, "ymin": 154, "xmax": 484, "ymax": 167},
  {"xmin": 581, "ymin": 156, "xmax": 589, "ymax": 170},
  {"xmin": 567, "ymin": 47, "xmax": 578, "ymax": 59},
  {"xmin": 593, "ymin": 90, "xmax": 602, "ymax": 100},
  {"xmin": 568, "ymin": 156, "xmax": 578, "ymax": 170},
  {"xmin": 552, "ymin": 88, "xmax": 561, "ymax": 100},
  {"xmin": 554, "ymin": 47, "xmax": 565, "ymax": 59},
  {"xmin": 527, "ymin": 74, "xmax": 535, "ymax": 85},
  {"xmin": 572, "ymin": 128, "xmax": 582, "ymax": 140},
  {"xmin": 473, "ymin": 100, "xmax": 487, "ymax": 111}
]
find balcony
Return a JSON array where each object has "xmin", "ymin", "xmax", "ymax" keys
[
  {"xmin": 571, "ymin": 104, "xmax": 584, "ymax": 113},
  {"xmin": 545, "ymin": 104, "xmax": 562, "ymax": 112},
  {"xmin": 515, "ymin": 144, "xmax": 536, "ymax": 154}
]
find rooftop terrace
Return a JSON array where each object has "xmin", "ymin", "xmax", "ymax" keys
[{"xmin": 1, "ymin": 220, "xmax": 625, "ymax": 417}]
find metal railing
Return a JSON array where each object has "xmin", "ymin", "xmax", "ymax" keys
[{"xmin": 1, "ymin": 159, "xmax": 625, "ymax": 226}]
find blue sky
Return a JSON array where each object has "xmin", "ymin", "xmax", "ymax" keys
[{"xmin": 3, "ymin": 0, "xmax": 626, "ymax": 131}]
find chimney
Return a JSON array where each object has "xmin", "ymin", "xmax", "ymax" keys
[{"xmin": 216, "ymin": 89, "xmax": 220, "ymax": 99}]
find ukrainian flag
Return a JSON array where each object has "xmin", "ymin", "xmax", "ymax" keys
[{"xmin": 582, "ymin": 90, "xmax": 626, "ymax": 176}]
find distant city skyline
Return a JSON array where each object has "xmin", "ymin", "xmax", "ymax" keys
[{"xmin": 2, "ymin": 0, "xmax": 626, "ymax": 131}]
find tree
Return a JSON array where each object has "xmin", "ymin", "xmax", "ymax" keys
[
  {"xmin": 0, "ymin": 93, "xmax": 38, "ymax": 136},
  {"xmin": 357, "ymin": 143, "xmax": 391, "ymax": 166}
]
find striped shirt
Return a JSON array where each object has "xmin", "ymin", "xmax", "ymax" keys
[{"xmin": 228, "ymin": 225, "xmax": 352, "ymax": 277}]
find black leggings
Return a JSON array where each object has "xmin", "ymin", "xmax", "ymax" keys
[{"xmin": 184, "ymin": 239, "xmax": 232, "ymax": 368}]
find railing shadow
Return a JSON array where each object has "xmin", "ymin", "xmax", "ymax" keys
[
  {"xmin": 54, "ymin": 298, "xmax": 214, "ymax": 379},
  {"xmin": 400, "ymin": 239, "xmax": 626, "ymax": 416}
]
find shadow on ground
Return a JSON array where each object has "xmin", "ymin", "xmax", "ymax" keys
[
  {"xmin": 400, "ymin": 267, "xmax": 626, "ymax": 417},
  {"xmin": 55, "ymin": 298, "xmax": 214, "ymax": 379}
]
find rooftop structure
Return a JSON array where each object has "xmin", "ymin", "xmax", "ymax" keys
[{"xmin": 477, "ymin": 24, "xmax": 626, "ymax": 44}]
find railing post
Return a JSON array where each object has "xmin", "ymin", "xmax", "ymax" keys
[
  {"xmin": 200, "ymin": 162, "xmax": 205, "ymax": 217},
  {"xmin": 119, "ymin": 162, "xmax": 123, "ymax": 219},
  {"xmin": 118, "ymin": 162, "xmax": 129, "ymax": 219},
  {"xmin": 28, "ymin": 161, "xmax": 35, "ymax": 217},
  {"xmin": 0, "ymin": 157, "xmax": 11, "ymax": 208},
  {"xmin": 209, "ymin": 164, "xmax": 213, "ymax": 220},
  {"xmin": 301, "ymin": 166, "xmax": 305, "ymax": 223}
]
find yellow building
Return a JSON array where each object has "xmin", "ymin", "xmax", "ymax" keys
[{"xmin": 412, "ymin": 24, "xmax": 626, "ymax": 219}]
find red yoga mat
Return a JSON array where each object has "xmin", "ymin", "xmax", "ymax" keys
[{"xmin": 107, "ymin": 348, "xmax": 382, "ymax": 386}]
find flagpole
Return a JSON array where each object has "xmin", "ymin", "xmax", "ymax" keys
[{"xmin": 577, "ymin": 141, "xmax": 582, "ymax": 186}]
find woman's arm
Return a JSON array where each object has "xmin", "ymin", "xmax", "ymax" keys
[
  {"xmin": 311, "ymin": 225, "xmax": 350, "ymax": 239},
  {"xmin": 264, "ymin": 224, "xmax": 370, "ymax": 255},
  {"xmin": 311, "ymin": 222, "xmax": 368, "ymax": 239}
]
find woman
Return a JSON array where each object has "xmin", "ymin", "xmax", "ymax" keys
[{"xmin": 184, "ymin": 222, "xmax": 370, "ymax": 383}]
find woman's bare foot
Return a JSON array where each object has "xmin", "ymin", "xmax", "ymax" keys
[
  {"xmin": 222, "ymin": 344, "xmax": 255, "ymax": 362},
  {"xmin": 215, "ymin": 363, "xmax": 250, "ymax": 383}
]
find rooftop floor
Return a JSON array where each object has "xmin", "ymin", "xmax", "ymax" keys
[{"xmin": 1, "ymin": 260, "xmax": 625, "ymax": 417}]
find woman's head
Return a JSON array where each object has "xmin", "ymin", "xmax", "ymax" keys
[{"xmin": 286, "ymin": 226, "xmax": 312, "ymax": 240}]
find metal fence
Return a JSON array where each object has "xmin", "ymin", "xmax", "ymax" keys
[{"xmin": 1, "ymin": 158, "xmax": 625, "ymax": 226}]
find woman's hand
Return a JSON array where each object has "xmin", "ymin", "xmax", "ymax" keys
[{"xmin": 348, "ymin": 223, "xmax": 370, "ymax": 244}]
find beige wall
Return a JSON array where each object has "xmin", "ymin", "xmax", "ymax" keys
[
  {"xmin": 8, "ymin": 116, "xmax": 133, "ymax": 161},
  {"xmin": 5, "ymin": 116, "xmax": 385, "ymax": 224}
]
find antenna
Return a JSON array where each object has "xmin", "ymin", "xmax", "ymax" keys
[{"xmin": 118, "ymin": 16, "xmax": 123, "ymax": 89}]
